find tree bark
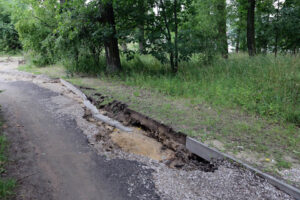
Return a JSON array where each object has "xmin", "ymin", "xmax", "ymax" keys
[
  {"xmin": 102, "ymin": 2, "xmax": 121, "ymax": 73},
  {"xmin": 217, "ymin": 0, "xmax": 228, "ymax": 58},
  {"xmin": 159, "ymin": 0, "xmax": 175, "ymax": 72},
  {"xmin": 138, "ymin": 0, "xmax": 146, "ymax": 54},
  {"xmin": 173, "ymin": 0, "xmax": 179, "ymax": 73},
  {"xmin": 138, "ymin": 25, "xmax": 145, "ymax": 53},
  {"xmin": 236, "ymin": 28, "xmax": 240, "ymax": 53},
  {"xmin": 247, "ymin": 0, "xmax": 256, "ymax": 56},
  {"xmin": 274, "ymin": 0, "xmax": 279, "ymax": 57},
  {"xmin": 263, "ymin": 13, "xmax": 270, "ymax": 54}
]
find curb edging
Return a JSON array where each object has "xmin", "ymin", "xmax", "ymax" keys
[{"xmin": 60, "ymin": 79, "xmax": 132, "ymax": 132}]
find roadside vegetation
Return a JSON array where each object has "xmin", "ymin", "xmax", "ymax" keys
[
  {"xmin": 114, "ymin": 53, "xmax": 299, "ymax": 125},
  {"xmin": 0, "ymin": 102, "xmax": 15, "ymax": 199},
  {"xmin": 1, "ymin": 0, "xmax": 300, "ymax": 180}
]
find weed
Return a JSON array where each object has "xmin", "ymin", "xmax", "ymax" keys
[
  {"xmin": 276, "ymin": 159, "xmax": 292, "ymax": 170},
  {"xmin": 0, "ymin": 179, "xmax": 15, "ymax": 199},
  {"xmin": 0, "ymin": 135, "xmax": 15, "ymax": 199}
]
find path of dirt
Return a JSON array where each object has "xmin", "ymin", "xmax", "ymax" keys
[{"xmin": 0, "ymin": 57, "xmax": 295, "ymax": 200}]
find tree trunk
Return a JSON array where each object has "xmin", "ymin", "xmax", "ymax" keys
[
  {"xmin": 236, "ymin": 28, "xmax": 240, "ymax": 53},
  {"xmin": 138, "ymin": 25, "xmax": 145, "ymax": 53},
  {"xmin": 138, "ymin": 0, "xmax": 146, "ymax": 54},
  {"xmin": 173, "ymin": 0, "xmax": 179, "ymax": 73},
  {"xmin": 102, "ymin": 2, "xmax": 121, "ymax": 73},
  {"xmin": 262, "ymin": 13, "xmax": 270, "ymax": 54},
  {"xmin": 247, "ymin": 0, "xmax": 256, "ymax": 56},
  {"xmin": 274, "ymin": 0, "xmax": 279, "ymax": 57},
  {"xmin": 217, "ymin": 0, "xmax": 228, "ymax": 58},
  {"xmin": 159, "ymin": 0, "xmax": 175, "ymax": 72}
]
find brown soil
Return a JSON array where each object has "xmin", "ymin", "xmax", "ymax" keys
[{"xmin": 111, "ymin": 129, "xmax": 174, "ymax": 161}]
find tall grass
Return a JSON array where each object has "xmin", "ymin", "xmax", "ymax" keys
[{"xmin": 66, "ymin": 53, "xmax": 300, "ymax": 125}]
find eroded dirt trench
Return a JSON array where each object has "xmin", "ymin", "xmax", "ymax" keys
[{"xmin": 0, "ymin": 57, "xmax": 294, "ymax": 200}]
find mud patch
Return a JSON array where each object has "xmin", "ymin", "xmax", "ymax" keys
[{"xmin": 111, "ymin": 129, "xmax": 174, "ymax": 161}]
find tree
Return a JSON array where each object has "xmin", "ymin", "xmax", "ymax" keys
[
  {"xmin": 227, "ymin": 0, "xmax": 247, "ymax": 53},
  {"xmin": 0, "ymin": 0, "xmax": 21, "ymax": 53},
  {"xmin": 13, "ymin": 0, "xmax": 58, "ymax": 65},
  {"xmin": 144, "ymin": 0, "xmax": 188, "ymax": 73},
  {"xmin": 181, "ymin": 0, "xmax": 226, "ymax": 62},
  {"xmin": 137, "ymin": 0, "xmax": 146, "ymax": 53},
  {"xmin": 279, "ymin": 0, "xmax": 300, "ymax": 54},
  {"xmin": 274, "ymin": 0, "xmax": 280, "ymax": 57},
  {"xmin": 100, "ymin": 1, "xmax": 121, "ymax": 73},
  {"xmin": 157, "ymin": 0, "xmax": 179, "ymax": 72},
  {"xmin": 247, "ymin": 0, "xmax": 256, "ymax": 56},
  {"xmin": 255, "ymin": 0, "xmax": 273, "ymax": 54},
  {"xmin": 216, "ymin": 0, "xmax": 228, "ymax": 58}
]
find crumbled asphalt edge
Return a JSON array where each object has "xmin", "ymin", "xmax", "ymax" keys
[
  {"xmin": 85, "ymin": 91, "xmax": 300, "ymax": 194},
  {"xmin": 0, "ymin": 61, "xmax": 295, "ymax": 199},
  {"xmin": 49, "ymin": 77, "xmax": 290, "ymax": 199}
]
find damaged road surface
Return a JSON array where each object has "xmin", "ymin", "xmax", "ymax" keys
[
  {"xmin": 0, "ymin": 58, "xmax": 295, "ymax": 200},
  {"xmin": 0, "ymin": 81, "xmax": 161, "ymax": 200}
]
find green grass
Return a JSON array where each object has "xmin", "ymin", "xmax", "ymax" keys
[
  {"xmin": 114, "ymin": 53, "xmax": 299, "ymax": 126},
  {"xmin": 0, "ymin": 110, "xmax": 16, "ymax": 199},
  {"xmin": 65, "ymin": 53, "xmax": 299, "ymax": 125}
]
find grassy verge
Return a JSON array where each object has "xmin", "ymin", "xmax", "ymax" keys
[
  {"xmin": 0, "ymin": 108, "xmax": 15, "ymax": 199},
  {"xmin": 18, "ymin": 54, "xmax": 300, "ymax": 184},
  {"xmin": 61, "ymin": 53, "xmax": 300, "ymax": 126}
]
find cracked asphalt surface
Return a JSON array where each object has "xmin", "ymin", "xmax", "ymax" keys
[{"xmin": 0, "ymin": 57, "xmax": 295, "ymax": 200}]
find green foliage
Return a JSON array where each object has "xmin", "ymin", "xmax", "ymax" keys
[
  {"xmin": 0, "ymin": 0, "xmax": 21, "ymax": 53},
  {"xmin": 0, "ymin": 179, "xmax": 15, "ymax": 199},
  {"xmin": 181, "ymin": 0, "xmax": 228, "ymax": 61},
  {"xmin": 54, "ymin": 0, "xmax": 104, "ymax": 71},
  {"xmin": 229, "ymin": 0, "xmax": 300, "ymax": 54},
  {"xmin": 13, "ymin": 0, "xmax": 58, "ymax": 65},
  {"xmin": 275, "ymin": 158, "xmax": 292, "ymax": 169},
  {"xmin": 278, "ymin": 0, "xmax": 300, "ymax": 52}
]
